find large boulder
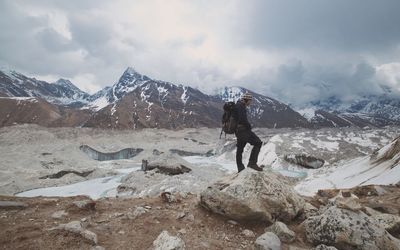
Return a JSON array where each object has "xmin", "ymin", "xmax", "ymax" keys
[
  {"xmin": 284, "ymin": 154, "xmax": 325, "ymax": 169},
  {"xmin": 303, "ymin": 206, "xmax": 400, "ymax": 250},
  {"xmin": 199, "ymin": 169, "xmax": 305, "ymax": 223}
]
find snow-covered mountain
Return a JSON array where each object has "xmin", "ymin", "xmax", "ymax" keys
[
  {"xmin": 1, "ymin": 66, "xmax": 400, "ymax": 129},
  {"xmin": 83, "ymin": 67, "xmax": 223, "ymax": 129},
  {"xmin": 0, "ymin": 69, "xmax": 90, "ymax": 106},
  {"xmin": 82, "ymin": 68, "xmax": 312, "ymax": 129},
  {"xmin": 297, "ymin": 93, "xmax": 400, "ymax": 128}
]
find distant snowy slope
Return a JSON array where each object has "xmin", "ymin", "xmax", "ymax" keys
[
  {"xmin": 295, "ymin": 136, "xmax": 400, "ymax": 196},
  {"xmin": 0, "ymin": 69, "xmax": 89, "ymax": 106}
]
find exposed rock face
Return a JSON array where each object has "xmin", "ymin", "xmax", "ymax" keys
[
  {"xmin": 79, "ymin": 145, "xmax": 143, "ymax": 161},
  {"xmin": 371, "ymin": 135, "xmax": 400, "ymax": 167},
  {"xmin": 267, "ymin": 221, "xmax": 296, "ymax": 243},
  {"xmin": 284, "ymin": 154, "xmax": 325, "ymax": 169},
  {"xmin": 152, "ymin": 230, "xmax": 185, "ymax": 250},
  {"xmin": 199, "ymin": 169, "xmax": 305, "ymax": 223},
  {"xmin": 254, "ymin": 232, "xmax": 281, "ymax": 250},
  {"xmin": 303, "ymin": 206, "xmax": 400, "ymax": 250}
]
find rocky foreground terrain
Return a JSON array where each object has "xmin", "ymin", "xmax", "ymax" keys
[
  {"xmin": 1, "ymin": 124, "xmax": 400, "ymax": 249},
  {"xmin": 1, "ymin": 175, "xmax": 399, "ymax": 250}
]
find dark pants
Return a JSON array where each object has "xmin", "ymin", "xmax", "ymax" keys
[{"xmin": 235, "ymin": 130, "xmax": 262, "ymax": 172}]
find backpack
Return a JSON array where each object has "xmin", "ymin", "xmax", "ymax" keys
[{"xmin": 220, "ymin": 101, "xmax": 237, "ymax": 138}]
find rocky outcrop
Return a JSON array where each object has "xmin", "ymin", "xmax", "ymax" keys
[
  {"xmin": 284, "ymin": 154, "xmax": 325, "ymax": 169},
  {"xmin": 142, "ymin": 154, "xmax": 192, "ymax": 175},
  {"xmin": 303, "ymin": 206, "xmax": 400, "ymax": 250},
  {"xmin": 199, "ymin": 169, "xmax": 305, "ymax": 223},
  {"xmin": 152, "ymin": 230, "xmax": 185, "ymax": 250}
]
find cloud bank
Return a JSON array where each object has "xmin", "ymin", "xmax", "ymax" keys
[{"xmin": 1, "ymin": 0, "xmax": 400, "ymax": 106}]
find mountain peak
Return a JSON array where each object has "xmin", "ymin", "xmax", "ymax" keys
[{"xmin": 120, "ymin": 67, "xmax": 151, "ymax": 83}]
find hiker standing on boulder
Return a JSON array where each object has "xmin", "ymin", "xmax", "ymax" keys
[{"xmin": 234, "ymin": 92, "xmax": 263, "ymax": 172}]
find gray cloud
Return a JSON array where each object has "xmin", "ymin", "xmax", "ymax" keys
[
  {"xmin": 242, "ymin": 0, "xmax": 400, "ymax": 53},
  {"xmin": 0, "ymin": 0, "xmax": 399, "ymax": 102}
]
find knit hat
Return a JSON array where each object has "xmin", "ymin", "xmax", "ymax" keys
[{"xmin": 241, "ymin": 92, "xmax": 253, "ymax": 101}]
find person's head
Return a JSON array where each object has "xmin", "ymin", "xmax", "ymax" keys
[{"xmin": 240, "ymin": 92, "xmax": 253, "ymax": 106}]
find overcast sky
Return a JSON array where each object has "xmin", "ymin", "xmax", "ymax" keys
[{"xmin": 1, "ymin": 0, "xmax": 400, "ymax": 106}]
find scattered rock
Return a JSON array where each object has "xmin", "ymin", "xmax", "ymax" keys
[
  {"xmin": 51, "ymin": 210, "xmax": 68, "ymax": 219},
  {"xmin": 200, "ymin": 169, "xmax": 305, "ymax": 223},
  {"xmin": 200, "ymin": 241, "xmax": 210, "ymax": 248},
  {"xmin": 284, "ymin": 154, "xmax": 325, "ymax": 169},
  {"xmin": 288, "ymin": 246, "xmax": 309, "ymax": 250},
  {"xmin": 161, "ymin": 192, "xmax": 178, "ymax": 203},
  {"xmin": 95, "ymin": 219, "xmax": 109, "ymax": 224},
  {"xmin": 242, "ymin": 229, "xmax": 255, "ymax": 238},
  {"xmin": 0, "ymin": 201, "xmax": 28, "ymax": 210},
  {"xmin": 50, "ymin": 221, "xmax": 98, "ymax": 245},
  {"xmin": 373, "ymin": 186, "xmax": 387, "ymax": 196},
  {"xmin": 91, "ymin": 246, "xmax": 105, "ymax": 250},
  {"xmin": 186, "ymin": 214, "xmax": 195, "ymax": 222},
  {"xmin": 153, "ymin": 149, "xmax": 164, "ymax": 156},
  {"xmin": 317, "ymin": 189, "xmax": 340, "ymax": 198},
  {"xmin": 72, "ymin": 200, "xmax": 96, "ymax": 211},
  {"xmin": 254, "ymin": 232, "xmax": 281, "ymax": 250},
  {"xmin": 267, "ymin": 221, "xmax": 296, "ymax": 243},
  {"xmin": 227, "ymin": 220, "xmax": 238, "ymax": 225},
  {"xmin": 127, "ymin": 206, "xmax": 147, "ymax": 219},
  {"xmin": 176, "ymin": 212, "xmax": 186, "ymax": 220},
  {"xmin": 178, "ymin": 229, "xmax": 187, "ymax": 235},
  {"xmin": 314, "ymin": 245, "xmax": 338, "ymax": 250},
  {"xmin": 153, "ymin": 230, "xmax": 185, "ymax": 250},
  {"xmin": 112, "ymin": 212, "xmax": 124, "ymax": 218},
  {"xmin": 303, "ymin": 206, "xmax": 400, "ymax": 249},
  {"xmin": 81, "ymin": 230, "xmax": 98, "ymax": 245}
]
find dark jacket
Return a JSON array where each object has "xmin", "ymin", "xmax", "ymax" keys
[{"xmin": 234, "ymin": 101, "xmax": 251, "ymax": 131}]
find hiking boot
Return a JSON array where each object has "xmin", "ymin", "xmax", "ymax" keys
[
  {"xmin": 247, "ymin": 162, "xmax": 263, "ymax": 171},
  {"xmin": 237, "ymin": 165, "xmax": 245, "ymax": 173}
]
